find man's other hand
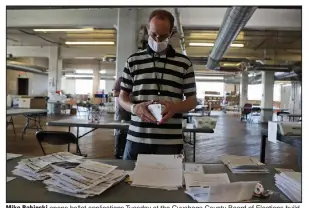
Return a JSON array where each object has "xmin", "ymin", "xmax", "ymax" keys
[
  {"xmin": 157, "ymin": 100, "xmax": 180, "ymax": 125},
  {"xmin": 134, "ymin": 101, "xmax": 157, "ymax": 123}
]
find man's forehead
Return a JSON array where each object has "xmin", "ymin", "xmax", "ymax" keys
[{"xmin": 148, "ymin": 18, "xmax": 170, "ymax": 35}]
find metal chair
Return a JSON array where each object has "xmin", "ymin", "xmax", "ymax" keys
[
  {"xmin": 241, "ymin": 103, "xmax": 252, "ymax": 121},
  {"xmin": 36, "ymin": 131, "xmax": 86, "ymax": 156},
  {"xmin": 6, "ymin": 116, "xmax": 16, "ymax": 134}
]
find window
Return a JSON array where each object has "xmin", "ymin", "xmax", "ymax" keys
[
  {"xmin": 75, "ymin": 79, "xmax": 93, "ymax": 94},
  {"xmin": 99, "ymin": 80, "xmax": 106, "ymax": 90},
  {"xmin": 248, "ymin": 84, "xmax": 262, "ymax": 100},
  {"xmin": 248, "ymin": 83, "xmax": 281, "ymax": 101},
  {"xmin": 196, "ymin": 81, "xmax": 224, "ymax": 99}
]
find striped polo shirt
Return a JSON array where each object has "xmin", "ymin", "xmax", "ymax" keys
[{"xmin": 120, "ymin": 45, "xmax": 196, "ymax": 145}]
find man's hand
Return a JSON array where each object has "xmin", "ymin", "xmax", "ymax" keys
[
  {"xmin": 134, "ymin": 101, "xmax": 157, "ymax": 123},
  {"xmin": 157, "ymin": 100, "xmax": 180, "ymax": 125}
]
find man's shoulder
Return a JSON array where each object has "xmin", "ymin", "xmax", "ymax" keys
[
  {"xmin": 127, "ymin": 49, "xmax": 149, "ymax": 62},
  {"xmin": 173, "ymin": 51, "xmax": 193, "ymax": 67}
]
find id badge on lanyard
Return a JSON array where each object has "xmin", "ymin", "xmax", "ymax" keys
[{"xmin": 153, "ymin": 55, "xmax": 167, "ymax": 99}]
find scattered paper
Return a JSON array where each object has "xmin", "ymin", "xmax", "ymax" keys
[
  {"xmin": 184, "ymin": 173, "xmax": 230, "ymax": 189},
  {"xmin": 184, "ymin": 163, "xmax": 204, "ymax": 173},
  {"xmin": 12, "ymin": 152, "xmax": 84, "ymax": 181},
  {"xmin": 11, "ymin": 152, "xmax": 127, "ymax": 198},
  {"xmin": 7, "ymin": 153, "xmax": 22, "ymax": 160},
  {"xmin": 6, "ymin": 177, "xmax": 16, "ymax": 182},
  {"xmin": 185, "ymin": 181, "xmax": 258, "ymax": 202}
]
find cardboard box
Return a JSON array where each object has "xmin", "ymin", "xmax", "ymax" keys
[
  {"xmin": 19, "ymin": 98, "xmax": 31, "ymax": 108},
  {"xmin": 30, "ymin": 98, "xmax": 46, "ymax": 109},
  {"xmin": 18, "ymin": 97, "xmax": 46, "ymax": 109}
]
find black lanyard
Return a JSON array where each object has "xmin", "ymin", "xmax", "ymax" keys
[{"xmin": 153, "ymin": 55, "xmax": 167, "ymax": 96}]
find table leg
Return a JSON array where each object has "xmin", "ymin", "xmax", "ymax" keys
[
  {"xmin": 76, "ymin": 127, "xmax": 80, "ymax": 153},
  {"xmin": 22, "ymin": 116, "xmax": 30, "ymax": 140},
  {"xmin": 193, "ymin": 132, "xmax": 196, "ymax": 163},
  {"xmin": 260, "ymin": 134, "xmax": 267, "ymax": 163}
]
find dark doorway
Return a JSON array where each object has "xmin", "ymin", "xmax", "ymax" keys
[{"xmin": 17, "ymin": 78, "xmax": 29, "ymax": 95}]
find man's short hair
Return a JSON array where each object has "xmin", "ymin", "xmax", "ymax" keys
[{"xmin": 149, "ymin": 9, "xmax": 175, "ymax": 32}]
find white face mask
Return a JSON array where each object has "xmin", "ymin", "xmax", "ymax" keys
[{"xmin": 148, "ymin": 36, "xmax": 169, "ymax": 53}]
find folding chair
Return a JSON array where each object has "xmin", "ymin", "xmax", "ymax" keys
[{"xmin": 36, "ymin": 131, "xmax": 87, "ymax": 156}]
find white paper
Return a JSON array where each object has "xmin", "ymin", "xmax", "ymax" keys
[
  {"xmin": 185, "ymin": 187, "xmax": 210, "ymax": 202},
  {"xmin": 184, "ymin": 163, "xmax": 204, "ymax": 173},
  {"xmin": 275, "ymin": 168, "xmax": 295, "ymax": 173},
  {"xmin": 131, "ymin": 154, "xmax": 183, "ymax": 190},
  {"xmin": 275, "ymin": 172, "xmax": 301, "ymax": 202},
  {"xmin": 147, "ymin": 104, "xmax": 164, "ymax": 121},
  {"xmin": 206, "ymin": 181, "xmax": 258, "ymax": 202},
  {"xmin": 184, "ymin": 173, "xmax": 230, "ymax": 189},
  {"xmin": 6, "ymin": 177, "xmax": 16, "ymax": 182},
  {"xmin": 221, "ymin": 155, "xmax": 268, "ymax": 174},
  {"xmin": 268, "ymin": 121, "xmax": 278, "ymax": 143},
  {"xmin": 7, "ymin": 153, "xmax": 22, "ymax": 160}
]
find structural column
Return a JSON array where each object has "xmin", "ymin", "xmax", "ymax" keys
[
  {"xmin": 261, "ymin": 71, "xmax": 274, "ymax": 123},
  {"xmin": 115, "ymin": 8, "xmax": 138, "ymax": 78},
  {"xmin": 48, "ymin": 46, "xmax": 60, "ymax": 94},
  {"xmin": 240, "ymin": 71, "xmax": 248, "ymax": 107},
  {"xmin": 92, "ymin": 61, "xmax": 101, "ymax": 95},
  {"xmin": 57, "ymin": 59, "xmax": 63, "ymax": 91}
]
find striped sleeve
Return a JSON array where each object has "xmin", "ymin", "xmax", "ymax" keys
[
  {"xmin": 120, "ymin": 60, "xmax": 133, "ymax": 93},
  {"xmin": 183, "ymin": 64, "xmax": 196, "ymax": 97}
]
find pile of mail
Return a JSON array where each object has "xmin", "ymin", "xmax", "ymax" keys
[
  {"xmin": 12, "ymin": 152, "xmax": 84, "ymax": 180},
  {"xmin": 192, "ymin": 117, "xmax": 216, "ymax": 129},
  {"xmin": 275, "ymin": 171, "xmax": 301, "ymax": 202},
  {"xmin": 130, "ymin": 154, "xmax": 183, "ymax": 190},
  {"xmin": 221, "ymin": 155, "xmax": 269, "ymax": 174},
  {"xmin": 45, "ymin": 160, "xmax": 126, "ymax": 198},
  {"xmin": 12, "ymin": 152, "xmax": 127, "ymax": 198}
]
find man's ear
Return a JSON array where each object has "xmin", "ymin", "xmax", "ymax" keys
[{"xmin": 169, "ymin": 29, "xmax": 176, "ymax": 38}]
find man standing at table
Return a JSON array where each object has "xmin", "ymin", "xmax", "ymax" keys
[
  {"xmin": 113, "ymin": 77, "xmax": 131, "ymax": 159},
  {"xmin": 118, "ymin": 9, "xmax": 197, "ymax": 160}
]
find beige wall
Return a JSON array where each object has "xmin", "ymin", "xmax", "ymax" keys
[{"xmin": 7, "ymin": 70, "xmax": 48, "ymax": 96}]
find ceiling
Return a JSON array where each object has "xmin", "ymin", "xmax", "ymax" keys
[{"xmin": 6, "ymin": 7, "xmax": 302, "ymax": 80}]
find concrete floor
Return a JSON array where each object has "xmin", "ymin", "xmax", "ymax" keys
[{"xmin": 6, "ymin": 111, "xmax": 298, "ymax": 167}]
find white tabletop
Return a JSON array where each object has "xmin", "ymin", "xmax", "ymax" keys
[{"xmin": 7, "ymin": 108, "xmax": 48, "ymax": 116}]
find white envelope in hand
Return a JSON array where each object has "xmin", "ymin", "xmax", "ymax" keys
[{"xmin": 147, "ymin": 104, "xmax": 165, "ymax": 121}]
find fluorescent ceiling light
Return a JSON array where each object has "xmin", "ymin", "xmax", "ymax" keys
[
  {"xmin": 33, "ymin": 28, "xmax": 94, "ymax": 32},
  {"xmin": 189, "ymin": 43, "xmax": 214, "ymax": 47},
  {"xmin": 248, "ymin": 73, "xmax": 255, "ymax": 77},
  {"xmin": 100, "ymin": 70, "xmax": 107, "ymax": 74},
  {"xmin": 230, "ymin": 43, "xmax": 244, "ymax": 48},
  {"xmin": 195, "ymin": 76, "xmax": 224, "ymax": 80},
  {"xmin": 65, "ymin": 74, "xmax": 94, "ymax": 78},
  {"xmin": 189, "ymin": 43, "xmax": 244, "ymax": 48},
  {"xmin": 65, "ymin": 41, "xmax": 115, "ymax": 45},
  {"xmin": 75, "ymin": 69, "xmax": 93, "ymax": 74}
]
